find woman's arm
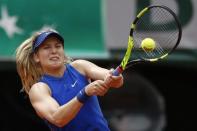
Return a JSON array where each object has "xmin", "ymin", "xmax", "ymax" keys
[
  {"xmin": 71, "ymin": 59, "xmax": 124, "ymax": 88},
  {"xmin": 29, "ymin": 80, "xmax": 109, "ymax": 127},
  {"xmin": 71, "ymin": 59, "xmax": 109, "ymax": 80},
  {"xmin": 29, "ymin": 82, "xmax": 83, "ymax": 127}
]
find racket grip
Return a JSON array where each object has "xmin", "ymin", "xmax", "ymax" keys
[{"xmin": 112, "ymin": 66, "xmax": 123, "ymax": 76}]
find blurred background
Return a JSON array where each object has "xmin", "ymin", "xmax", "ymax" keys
[{"xmin": 0, "ymin": 0, "xmax": 196, "ymax": 131}]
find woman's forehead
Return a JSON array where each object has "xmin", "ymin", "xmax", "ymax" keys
[{"xmin": 42, "ymin": 36, "xmax": 63, "ymax": 44}]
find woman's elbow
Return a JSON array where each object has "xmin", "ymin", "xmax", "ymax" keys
[
  {"xmin": 48, "ymin": 115, "xmax": 70, "ymax": 127},
  {"xmin": 52, "ymin": 119, "xmax": 68, "ymax": 127}
]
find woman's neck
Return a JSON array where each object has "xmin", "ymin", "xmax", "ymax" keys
[{"xmin": 43, "ymin": 65, "xmax": 66, "ymax": 78}]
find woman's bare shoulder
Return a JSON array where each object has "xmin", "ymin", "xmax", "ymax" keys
[
  {"xmin": 29, "ymin": 82, "xmax": 51, "ymax": 99},
  {"xmin": 69, "ymin": 59, "xmax": 90, "ymax": 75}
]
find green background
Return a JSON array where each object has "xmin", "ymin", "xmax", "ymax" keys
[{"xmin": 0, "ymin": 0, "xmax": 108, "ymax": 59}]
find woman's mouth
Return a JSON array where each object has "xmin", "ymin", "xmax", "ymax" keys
[{"xmin": 50, "ymin": 56, "xmax": 59, "ymax": 61}]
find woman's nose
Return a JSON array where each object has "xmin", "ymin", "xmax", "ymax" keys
[{"xmin": 51, "ymin": 47, "xmax": 57, "ymax": 53}]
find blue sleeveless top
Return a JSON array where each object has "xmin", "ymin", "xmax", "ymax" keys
[{"xmin": 40, "ymin": 64, "xmax": 110, "ymax": 131}]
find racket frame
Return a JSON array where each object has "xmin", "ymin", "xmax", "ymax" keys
[{"xmin": 113, "ymin": 5, "xmax": 182, "ymax": 75}]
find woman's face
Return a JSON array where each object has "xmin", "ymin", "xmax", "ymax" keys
[{"xmin": 34, "ymin": 36, "xmax": 65, "ymax": 71}]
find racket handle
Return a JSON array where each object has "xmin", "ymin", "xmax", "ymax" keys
[{"xmin": 112, "ymin": 66, "xmax": 123, "ymax": 76}]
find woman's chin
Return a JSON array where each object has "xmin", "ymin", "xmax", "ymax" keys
[{"xmin": 49, "ymin": 61, "xmax": 63, "ymax": 68}]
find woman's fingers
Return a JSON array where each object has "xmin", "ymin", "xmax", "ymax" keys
[
  {"xmin": 93, "ymin": 81, "xmax": 109, "ymax": 96},
  {"xmin": 104, "ymin": 73, "xmax": 123, "ymax": 88},
  {"xmin": 85, "ymin": 80, "xmax": 109, "ymax": 96}
]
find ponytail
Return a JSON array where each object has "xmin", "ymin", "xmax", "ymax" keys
[{"xmin": 16, "ymin": 34, "xmax": 43, "ymax": 94}]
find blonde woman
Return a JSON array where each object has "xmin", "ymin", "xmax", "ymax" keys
[{"xmin": 16, "ymin": 30, "xmax": 123, "ymax": 131}]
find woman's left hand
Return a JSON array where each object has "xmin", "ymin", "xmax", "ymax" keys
[{"xmin": 104, "ymin": 69, "xmax": 124, "ymax": 88}]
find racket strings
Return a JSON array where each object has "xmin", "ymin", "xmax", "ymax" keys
[{"xmin": 133, "ymin": 7, "xmax": 179, "ymax": 60}]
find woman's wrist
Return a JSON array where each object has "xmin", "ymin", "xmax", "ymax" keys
[{"xmin": 76, "ymin": 88, "xmax": 90, "ymax": 103}]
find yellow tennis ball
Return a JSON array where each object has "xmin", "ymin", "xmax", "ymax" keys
[{"xmin": 141, "ymin": 38, "xmax": 156, "ymax": 52}]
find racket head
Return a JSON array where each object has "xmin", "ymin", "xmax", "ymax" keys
[
  {"xmin": 113, "ymin": 5, "xmax": 182, "ymax": 75},
  {"xmin": 126, "ymin": 5, "xmax": 182, "ymax": 69}
]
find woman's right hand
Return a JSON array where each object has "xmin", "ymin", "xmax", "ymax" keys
[{"xmin": 85, "ymin": 80, "xmax": 109, "ymax": 96}]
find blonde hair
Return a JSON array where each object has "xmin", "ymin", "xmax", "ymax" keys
[
  {"xmin": 16, "ymin": 30, "xmax": 73, "ymax": 94},
  {"xmin": 16, "ymin": 33, "xmax": 42, "ymax": 94}
]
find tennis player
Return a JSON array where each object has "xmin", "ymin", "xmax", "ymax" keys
[{"xmin": 15, "ymin": 30, "xmax": 123, "ymax": 131}]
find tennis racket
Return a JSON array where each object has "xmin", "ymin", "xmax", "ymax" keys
[{"xmin": 113, "ymin": 5, "xmax": 182, "ymax": 76}]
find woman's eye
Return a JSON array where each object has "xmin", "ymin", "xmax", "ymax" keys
[
  {"xmin": 43, "ymin": 46, "xmax": 50, "ymax": 49},
  {"xmin": 56, "ymin": 44, "xmax": 62, "ymax": 48}
]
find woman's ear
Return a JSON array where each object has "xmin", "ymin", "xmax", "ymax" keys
[{"xmin": 33, "ymin": 53, "xmax": 40, "ymax": 63}]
